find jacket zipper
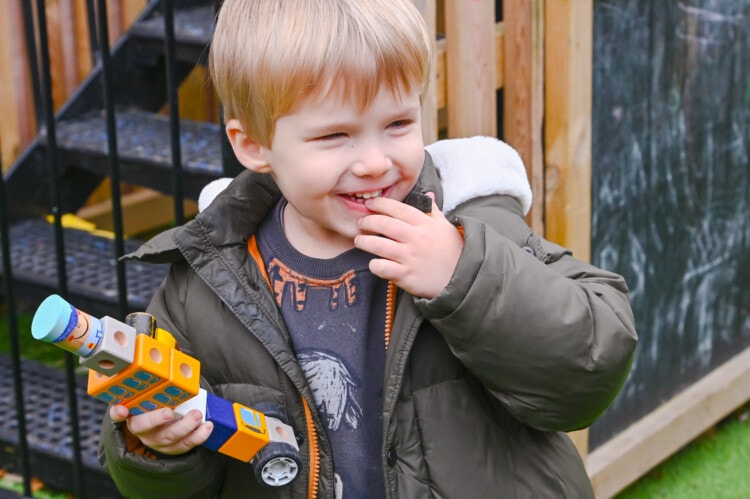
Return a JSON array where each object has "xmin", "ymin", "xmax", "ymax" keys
[
  {"xmin": 302, "ymin": 398, "xmax": 320, "ymax": 498},
  {"xmin": 248, "ymin": 236, "xmax": 323, "ymax": 497},
  {"xmin": 384, "ymin": 281, "xmax": 396, "ymax": 350}
]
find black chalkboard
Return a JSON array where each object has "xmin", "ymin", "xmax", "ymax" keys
[{"xmin": 589, "ymin": 0, "xmax": 750, "ymax": 449}]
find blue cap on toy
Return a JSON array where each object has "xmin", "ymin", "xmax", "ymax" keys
[
  {"xmin": 32, "ymin": 294, "xmax": 75, "ymax": 343},
  {"xmin": 31, "ymin": 294, "xmax": 103, "ymax": 357}
]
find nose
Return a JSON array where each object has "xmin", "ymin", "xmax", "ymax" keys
[{"xmin": 351, "ymin": 142, "xmax": 392, "ymax": 177}]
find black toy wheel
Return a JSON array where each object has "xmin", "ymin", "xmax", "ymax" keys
[{"xmin": 252, "ymin": 442, "xmax": 301, "ymax": 487}]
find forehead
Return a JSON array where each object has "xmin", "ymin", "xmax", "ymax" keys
[
  {"xmin": 294, "ymin": 76, "xmax": 421, "ymax": 115},
  {"xmin": 293, "ymin": 83, "xmax": 421, "ymax": 120}
]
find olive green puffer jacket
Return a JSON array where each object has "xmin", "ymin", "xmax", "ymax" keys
[{"xmin": 99, "ymin": 140, "xmax": 637, "ymax": 498}]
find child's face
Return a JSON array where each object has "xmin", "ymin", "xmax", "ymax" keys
[{"xmin": 252, "ymin": 85, "xmax": 425, "ymax": 257}]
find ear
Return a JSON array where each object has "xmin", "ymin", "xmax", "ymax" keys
[{"xmin": 225, "ymin": 119, "xmax": 272, "ymax": 173}]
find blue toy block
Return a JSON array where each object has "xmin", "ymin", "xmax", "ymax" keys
[{"xmin": 203, "ymin": 392, "xmax": 238, "ymax": 451}]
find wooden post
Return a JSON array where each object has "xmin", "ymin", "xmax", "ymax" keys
[
  {"xmin": 543, "ymin": 0, "xmax": 594, "ymax": 461},
  {"xmin": 444, "ymin": 0, "xmax": 496, "ymax": 138},
  {"xmin": 73, "ymin": 0, "xmax": 94, "ymax": 81},
  {"xmin": 544, "ymin": 0, "xmax": 593, "ymax": 260},
  {"xmin": 503, "ymin": 0, "xmax": 545, "ymax": 234},
  {"xmin": 1, "ymin": 1, "xmax": 35, "ymax": 170},
  {"xmin": 413, "ymin": 0, "xmax": 439, "ymax": 145},
  {"xmin": 59, "ymin": 0, "xmax": 79, "ymax": 96}
]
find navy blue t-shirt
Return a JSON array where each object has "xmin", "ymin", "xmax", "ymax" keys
[{"xmin": 256, "ymin": 200, "xmax": 387, "ymax": 497}]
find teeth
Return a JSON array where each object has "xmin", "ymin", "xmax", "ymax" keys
[{"xmin": 351, "ymin": 189, "xmax": 383, "ymax": 200}]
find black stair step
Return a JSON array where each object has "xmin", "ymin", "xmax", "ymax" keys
[
  {"xmin": 0, "ymin": 354, "xmax": 123, "ymax": 498},
  {"xmin": 129, "ymin": 5, "xmax": 215, "ymax": 65},
  {"xmin": 0, "ymin": 218, "xmax": 167, "ymax": 318},
  {"xmin": 51, "ymin": 108, "xmax": 225, "ymax": 199}
]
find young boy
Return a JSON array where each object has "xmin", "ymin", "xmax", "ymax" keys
[{"xmin": 99, "ymin": 0, "xmax": 637, "ymax": 497}]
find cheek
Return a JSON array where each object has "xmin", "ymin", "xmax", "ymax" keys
[
  {"xmin": 405, "ymin": 146, "xmax": 426, "ymax": 178},
  {"xmin": 273, "ymin": 164, "xmax": 332, "ymax": 202}
]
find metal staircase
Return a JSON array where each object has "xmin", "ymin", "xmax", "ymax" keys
[
  {"xmin": 0, "ymin": 2, "xmax": 229, "ymax": 496},
  {"xmin": 1, "ymin": 0, "xmax": 227, "ymax": 318}
]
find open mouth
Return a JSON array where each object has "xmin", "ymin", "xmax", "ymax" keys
[{"xmin": 345, "ymin": 189, "xmax": 384, "ymax": 203}]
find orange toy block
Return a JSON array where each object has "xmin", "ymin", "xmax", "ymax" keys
[
  {"xmin": 87, "ymin": 334, "xmax": 171, "ymax": 405},
  {"xmin": 127, "ymin": 348, "xmax": 201, "ymax": 415},
  {"xmin": 218, "ymin": 403, "xmax": 272, "ymax": 462}
]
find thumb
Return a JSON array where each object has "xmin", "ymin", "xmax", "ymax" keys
[{"xmin": 109, "ymin": 404, "xmax": 130, "ymax": 423}]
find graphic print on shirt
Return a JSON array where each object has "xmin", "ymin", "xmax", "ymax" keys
[
  {"xmin": 267, "ymin": 257, "xmax": 365, "ymax": 431},
  {"xmin": 257, "ymin": 204, "xmax": 387, "ymax": 497},
  {"xmin": 298, "ymin": 350, "xmax": 363, "ymax": 431},
  {"xmin": 267, "ymin": 257, "xmax": 359, "ymax": 311}
]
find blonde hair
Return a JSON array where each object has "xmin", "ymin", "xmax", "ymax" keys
[{"xmin": 209, "ymin": 0, "xmax": 433, "ymax": 147}]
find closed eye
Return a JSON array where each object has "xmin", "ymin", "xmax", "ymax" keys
[
  {"xmin": 316, "ymin": 132, "xmax": 346, "ymax": 141},
  {"xmin": 389, "ymin": 119, "xmax": 413, "ymax": 129}
]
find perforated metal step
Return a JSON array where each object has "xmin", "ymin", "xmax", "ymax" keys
[
  {"xmin": 51, "ymin": 109, "xmax": 224, "ymax": 199},
  {"xmin": 0, "ymin": 218, "xmax": 167, "ymax": 317},
  {"xmin": 130, "ymin": 5, "xmax": 214, "ymax": 64},
  {"xmin": 0, "ymin": 355, "xmax": 122, "ymax": 498}
]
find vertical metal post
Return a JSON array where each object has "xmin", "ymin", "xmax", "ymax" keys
[
  {"xmin": 33, "ymin": 1, "xmax": 85, "ymax": 497},
  {"xmin": 96, "ymin": 0, "xmax": 128, "ymax": 318},
  {"xmin": 163, "ymin": 0, "xmax": 185, "ymax": 224},
  {"xmin": 85, "ymin": 0, "xmax": 101, "ymax": 66},
  {"xmin": 0, "ymin": 140, "xmax": 33, "ymax": 499}
]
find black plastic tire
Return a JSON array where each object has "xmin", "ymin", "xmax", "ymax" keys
[{"xmin": 252, "ymin": 442, "xmax": 302, "ymax": 487}]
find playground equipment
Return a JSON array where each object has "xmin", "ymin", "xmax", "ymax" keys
[{"xmin": 31, "ymin": 294, "xmax": 301, "ymax": 487}]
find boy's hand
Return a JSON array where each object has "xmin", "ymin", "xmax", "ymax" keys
[
  {"xmin": 354, "ymin": 194, "xmax": 464, "ymax": 299},
  {"xmin": 110, "ymin": 404, "xmax": 213, "ymax": 456}
]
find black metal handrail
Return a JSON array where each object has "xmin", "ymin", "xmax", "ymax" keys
[
  {"xmin": 34, "ymin": 0, "xmax": 86, "ymax": 495},
  {"xmin": 0, "ymin": 138, "xmax": 33, "ymax": 499},
  {"xmin": 1, "ymin": 1, "xmax": 209, "ymax": 496}
]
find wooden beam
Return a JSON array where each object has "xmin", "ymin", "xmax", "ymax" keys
[
  {"xmin": 73, "ymin": 0, "xmax": 94, "ymax": 81},
  {"xmin": 542, "ymin": 0, "xmax": 594, "ymax": 460},
  {"xmin": 435, "ymin": 22, "xmax": 505, "ymax": 111},
  {"xmin": 59, "ymin": 0, "xmax": 78, "ymax": 95},
  {"xmin": 443, "ymin": 0, "xmax": 497, "ymax": 138},
  {"xmin": 543, "ymin": 0, "xmax": 593, "ymax": 260},
  {"xmin": 77, "ymin": 189, "xmax": 197, "ymax": 236},
  {"xmin": 494, "ymin": 22, "xmax": 505, "ymax": 96},
  {"xmin": 414, "ymin": 0, "xmax": 439, "ymax": 145},
  {"xmin": 503, "ymin": 0, "xmax": 545, "ymax": 234},
  {"xmin": 587, "ymin": 345, "xmax": 750, "ymax": 498},
  {"xmin": 121, "ymin": 0, "xmax": 148, "ymax": 28},
  {"xmin": 0, "ymin": 2, "xmax": 16, "ymax": 170},
  {"xmin": 1, "ymin": 1, "xmax": 36, "ymax": 170}
]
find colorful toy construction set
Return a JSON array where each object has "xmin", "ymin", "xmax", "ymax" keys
[{"xmin": 31, "ymin": 294, "xmax": 301, "ymax": 487}]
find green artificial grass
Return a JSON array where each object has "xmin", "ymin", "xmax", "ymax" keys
[
  {"xmin": 0, "ymin": 309, "xmax": 66, "ymax": 368},
  {"xmin": 0, "ymin": 474, "xmax": 70, "ymax": 499},
  {"xmin": 616, "ymin": 406, "xmax": 750, "ymax": 498}
]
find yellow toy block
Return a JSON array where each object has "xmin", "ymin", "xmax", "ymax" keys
[
  {"xmin": 154, "ymin": 327, "xmax": 177, "ymax": 349},
  {"xmin": 87, "ymin": 334, "xmax": 171, "ymax": 405},
  {"xmin": 218, "ymin": 403, "xmax": 271, "ymax": 461},
  {"xmin": 127, "ymin": 348, "xmax": 201, "ymax": 415}
]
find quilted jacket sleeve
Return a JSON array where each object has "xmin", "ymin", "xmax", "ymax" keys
[
  {"xmin": 415, "ymin": 194, "xmax": 638, "ymax": 432},
  {"xmin": 98, "ymin": 262, "xmax": 226, "ymax": 499}
]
